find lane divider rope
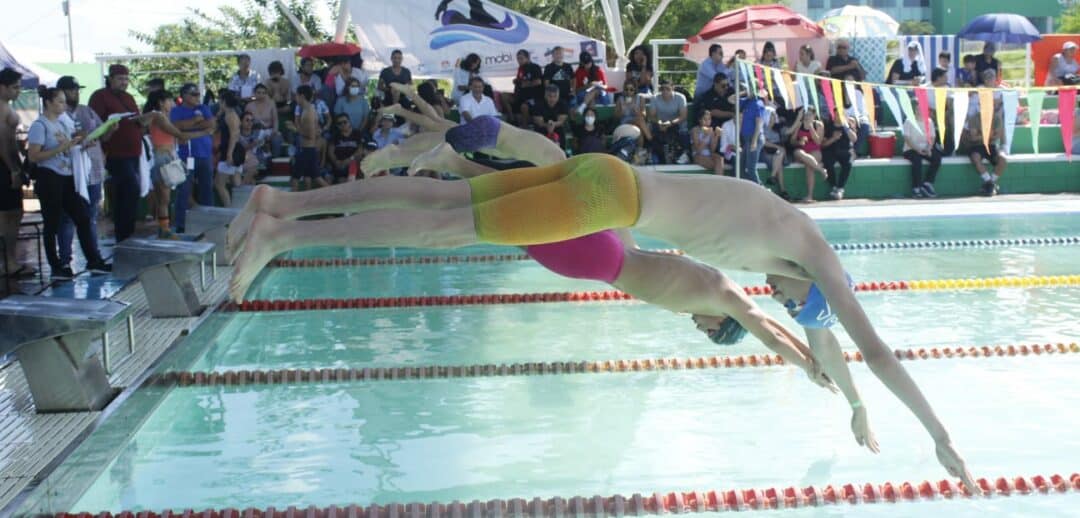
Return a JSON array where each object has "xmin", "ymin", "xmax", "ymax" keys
[
  {"xmin": 223, "ymin": 275, "xmax": 1080, "ymax": 312},
  {"xmin": 54, "ymin": 472, "xmax": 1080, "ymax": 517},
  {"xmin": 270, "ymin": 236, "xmax": 1080, "ymax": 268},
  {"xmin": 149, "ymin": 342, "xmax": 1080, "ymax": 387}
]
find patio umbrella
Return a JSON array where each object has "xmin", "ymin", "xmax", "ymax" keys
[
  {"xmin": 957, "ymin": 13, "xmax": 1042, "ymax": 44},
  {"xmin": 297, "ymin": 42, "xmax": 362, "ymax": 59},
  {"xmin": 818, "ymin": 5, "xmax": 899, "ymax": 39},
  {"xmin": 683, "ymin": 4, "xmax": 825, "ymax": 64}
]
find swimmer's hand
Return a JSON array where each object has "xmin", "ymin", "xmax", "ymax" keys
[
  {"xmin": 804, "ymin": 358, "xmax": 838, "ymax": 393},
  {"xmin": 936, "ymin": 440, "xmax": 979, "ymax": 496},
  {"xmin": 851, "ymin": 406, "xmax": 880, "ymax": 453}
]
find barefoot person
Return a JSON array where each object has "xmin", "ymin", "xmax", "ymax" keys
[{"xmin": 228, "ymin": 152, "xmax": 977, "ymax": 488}]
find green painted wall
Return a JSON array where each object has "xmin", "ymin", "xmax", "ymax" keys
[{"xmin": 932, "ymin": 0, "xmax": 1062, "ymax": 34}]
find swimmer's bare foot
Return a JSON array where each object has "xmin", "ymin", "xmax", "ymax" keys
[
  {"xmin": 227, "ymin": 184, "xmax": 275, "ymax": 264},
  {"xmin": 390, "ymin": 82, "xmax": 417, "ymax": 99},
  {"xmin": 360, "ymin": 144, "xmax": 402, "ymax": 174},
  {"xmin": 229, "ymin": 213, "xmax": 286, "ymax": 303},
  {"xmin": 407, "ymin": 142, "xmax": 458, "ymax": 176},
  {"xmin": 379, "ymin": 104, "xmax": 407, "ymax": 118}
]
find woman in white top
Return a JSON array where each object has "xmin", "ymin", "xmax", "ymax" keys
[
  {"xmin": 452, "ymin": 54, "xmax": 483, "ymax": 104},
  {"xmin": 1047, "ymin": 41, "xmax": 1079, "ymax": 86},
  {"xmin": 796, "ymin": 45, "xmax": 822, "ymax": 76}
]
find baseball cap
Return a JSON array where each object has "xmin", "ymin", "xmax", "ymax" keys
[{"xmin": 56, "ymin": 76, "xmax": 83, "ymax": 90}]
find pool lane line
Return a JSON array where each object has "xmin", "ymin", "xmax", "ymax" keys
[
  {"xmin": 269, "ymin": 236, "xmax": 1080, "ymax": 268},
  {"xmin": 223, "ymin": 275, "xmax": 1080, "ymax": 312},
  {"xmin": 55, "ymin": 472, "xmax": 1080, "ymax": 517},
  {"xmin": 147, "ymin": 343, "xmax": 1080, "ymax": 388}
]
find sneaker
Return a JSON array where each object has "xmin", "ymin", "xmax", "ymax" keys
[
  {"xmin": 158, "ymin": 227, "xmax": 181, "ymax": 240},
  {"xmin": 829, "ymin": 187, "xmax": 839, "ymax": 200},
  {"xmin": 764, "ymin": 175, "xmax": 777, "ymax": 187},
  {"xmin": 912, "ymin": 187, "xmax": 925, "ymax": 198},
  {"xmin": 676, "ymin": 152, "xmax": 691, "ymax": 165},
  {"xmin": 922, "ymin": 182, "xmax": 937, "ymax": 198},
  {"xmin": 777, "ymin": 190, "xmax": 791, "ymax": 201},
  {"xmin": 980, "ymin": 180, "xmax": 996, "ymax": 197},
  {"xmin": 51, "ymin": 266, "xmax": 75, "ymax": 281},
  {"xmin": 87, "ymin": 262, "xmax": 112, "ymax": 275},
  {"xmin": 836, "ymin": 188, "xmax": 845, "ymax": 200}
]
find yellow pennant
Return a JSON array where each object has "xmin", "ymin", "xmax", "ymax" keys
[
  {"xmin": 764, "ymin": 67, "xmax": 774, "ymax": 100},
  {"xmin": 935, "ymin": 88, "xmax": 948, "ymax": 146},
  {"xmin": 830, "ymin": 79, "xmax": 847, "ymax": 126},
  {"xmin": 978, "ymin": 89, "xmax": 994, "ymax": 154},
  {"xmin": 782, "ymin": 72, "xmax": 797, "ymax": 108},
  {"xmin": 861, "ymin": 83, "xmax": 876, "ymax": 131}
]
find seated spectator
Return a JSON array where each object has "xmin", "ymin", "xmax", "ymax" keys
[
  {"xmin": 452, "ymin": 53, "xmax": 483, "ymax": 104},
  {"xmin": 937, "ymin": 52, "xmax": 953, "ymax": 86},
  {"xmin": 694, "ymin": 72, "xmax": 735, "ymax": 127},
  {"xmin": 759, "ymin": 99, "xmax": 789, "ymax": 199},
  {"xmin": 788, "ymin": 107, "xmax": 828, "ymax": 203},
  {"xmin": 334, "ymin": 77, "xmax": 372, "ymax": 130},
  {"xmin": 842, "ymin": 73, "xmax": 872, "ymax": 157},
  {"xmin": 326, "ymin": 113, "xmax": 368, "ymax": 183},
  {"xmin": 758, "ymin": 41, "xmax": 781, "ymax": 68},
  {"xmin": 925, "ymin": 69, "xmax": 955, "ymax": 155},
  {"xmin": 958, "ymin": 100, "xmax": 1006, "ymax": 196},
  {"xmin": 796, "ymin": 44, "xmax": 822, "ymax": 75},
  {"xmin": 573, "ymin": 52, "xmax": 611, "ymax": 114},
  {"xmin": 371, "ymin": 113, "xmax": 407, "ymax": 176},
  {"xmin": 544, "ymin": 46, "xmax": 575, "ymax": 103},
  {"xmin": 573, "ymin": 108, "xmax": 606, "ymax": 154},
  {"xmin": 614, "ymin": 81, "xmax": 651, "ymax": 143},
  {"xmin": 459, "ymin": 77, "xmax": 500, "ymax": 123},
  {"xmin": 506, "ymin": 49, "xmax": 543, "ymax": 126},
  {"xmin": 888, "ymin": 41, "xmax": 927, "ymax": 86},
  {"xmin": 238, "ymin": 112, "xmax": 270, "ymax": 183},
  {"xmin": 266, "ymin": 61, "xmax": 292, "ymax": 124},
  {"xmin": 1047, "ymin": 42, "xmax": 1080, "ymax": 86},
  {"xmin": 820, "ymin": 110, "xmax": 856, "ymax": 200},
  {"xmin": 957, "ymin": 54, "xmax": 978, "ymax": 88},
  {"xmin": 718, "ymin": 111, "xmax": 738, "ymax": 166},
  {"xmin": 295, "ymin": 58, "xmax": 323, "ymax": 95},
  {"xmin": 626, "ymin": 45, "xmax": 654, "ymax": 95},
  {"xmin": 245, "ymin": 84, "xmax": 282, "ymax": 156},
  {"xmin": 228, "ymin": 54, "xmax": 262, "ymax": 101},
  {"xmin": 330, "ymin": 55, "xmax": 369, "ymax": 99},
  {"xmin": 690, "ymin": 110, "xmax": 723, "ymax": 175},
  {"xmin": 696, "ymin": 44, "xmax": 730, "ymax": 98},
  {"xmin": 902, "ymin": 112, "xmax": 942, "ymax": 198},
  {"xmin": 378, "ymin": 50, "xmax": 412, "ymax": 106},
  {"xmin": 648, "ymin": 79, "xmax": 690, "ymax": 164},
  {"xmin": 825, "ymin": 39, "xmax": 865, "ymax": 81},
  {"xmin": 726, "ymin": 49, "xmax": 746, "ymax": 70},
  {"xmin": 531, "ymin": 84, "xmax": 570, "ymax": 146},
  {"xmin": 974, "ymin": 43, "xmax": 1001, "ymax": 86}
]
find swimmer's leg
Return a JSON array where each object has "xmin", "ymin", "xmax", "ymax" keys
[
  {"xmin": 408, "ymin": 142, "xmax": 497, "ymax": 177},
  {"xmin": 493, "ymin": 122, "xmax": 567, "ymax": 167},
  {"xmin": 360, "ymin": 132, "xmax": 447, "ymax": 172},
  {"xmin": 227, "ymin": 176, "xmax": 471, "ymax": 262},
  {"xmin": 381, "ymin": 102, "xmax": 452, "ymax": 133},
  {"xmin": 390, "ymin": 83, "xmax": 450, "ymax": 128},
  {"xmin": 231, "ymin": 207, "xmax": 478, "ymax": 301}
]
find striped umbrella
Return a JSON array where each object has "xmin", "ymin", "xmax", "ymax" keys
[{"xmin": 819, "ymin": 5, "xmax": 899, "ymax": 39}]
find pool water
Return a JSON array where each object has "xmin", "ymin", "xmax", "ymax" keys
[{"xmin": 17, "ymin": 212, "xmax": 1080, "ymax": 517}]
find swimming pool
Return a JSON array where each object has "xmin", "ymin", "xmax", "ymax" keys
[{"xmin": 15, "ymin": 210, "xmax": 1080, "ymax": 517}]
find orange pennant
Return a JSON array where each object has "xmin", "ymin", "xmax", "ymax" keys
[
  {"xmin": 861, "ymin": 83, "xmax": 876, "ymax": 131},
  {"xmin": 978, "ymin": 89, "xmax": 994, "ymax": 154}
]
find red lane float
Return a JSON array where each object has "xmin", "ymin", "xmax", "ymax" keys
[
  {"xmin": 55, "ymin": 473, "xmax": 1080, "ymax": 517},
  {"xmin": 149, "ymin": 343, "xmax": 1080, "ymax": 388}
]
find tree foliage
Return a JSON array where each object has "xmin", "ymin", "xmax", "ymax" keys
[
  {"xmin": 126, "ymin": 0, "xmax": 332, "ymax": 93},
  {"xmin": 1060, "ymin": 2, "xmax": 1080, "ymax": 33},
  {"xmin": 898, "ymin": 20, "xmax": 936, "ymax": 35}
]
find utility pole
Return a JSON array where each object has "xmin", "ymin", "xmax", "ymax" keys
[{"xmin": 62, "ymin": 0, "xmax": 74, "ymax": 63}]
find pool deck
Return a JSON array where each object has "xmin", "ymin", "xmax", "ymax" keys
[{"xmin": 3, "ymin": 193, "xmax": 1080, "ymax": 514}]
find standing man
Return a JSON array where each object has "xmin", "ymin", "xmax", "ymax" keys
[
  {"xmin": 0, "ymin": 68, "xmax": 25, "ymax": 278},
  {"xmin": 89, "ymin": 64, "xmax": 142, "ymax": 243},
  {"xmin": 378, "ymin": 50, "xmax": 413, "ymax": 107},
  {"xmin": 57, "ymin": 75, "xmax": 108, "ymax": 264},
  {"xmin": 228, "ymin": 54, "xmax": 262, "ymax": 101},
  {"xmin": 170, "ymin": 84, "xmax": 216, "ymax": 231},
  {"xmin": 695, "ymin": 44, "xmax": 730, "ymax": 98}
]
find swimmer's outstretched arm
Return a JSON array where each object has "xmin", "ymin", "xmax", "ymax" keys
[
  {"xmin": 805, "ymin": 328, "xmax": 879, "ymax": 453},
  {"xmin": 390, "ymin": 83, "xmax": 447, "ymax": 127}
]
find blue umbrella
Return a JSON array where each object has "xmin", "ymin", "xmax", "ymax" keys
[{"xmin": 957, "ymin": 13, "xmax": 1042, "ymax": 44}]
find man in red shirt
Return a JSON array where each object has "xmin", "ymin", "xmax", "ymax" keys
[{"xmin": 88, "ymin": 64, "xmax": 142, "ymax": 242}]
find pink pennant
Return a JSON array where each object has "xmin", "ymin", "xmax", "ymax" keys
[
  {"xmin": 820, "ymin": 78, "xmax": 836, "ymax": 120},
  {"xmin": 754, "ymin": 65, "xmax": 766, "ymax": 93},
  {"xmin": 1060, "ymin": 89, "xmax": 1076, "ymax": 160},
  {"xmin": 914, "ymin": 88, "xmax": 932, "ymax": 144}
]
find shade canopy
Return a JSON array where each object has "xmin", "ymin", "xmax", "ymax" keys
[
  {"xmin": 683, "ymin": 4, "xmax": 826, "ymax": 68},
  {"xmin": 819, "ymin": 5, "xmax": 899, "ymax": 39},
  {"xmin": 297, "ymin": 42, "xmax": 363, "ymax": 59},
  {"xmin": 957, "ymin": 13, "xmax": 1042, "ymax": 44}
]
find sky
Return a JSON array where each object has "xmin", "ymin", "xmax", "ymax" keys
[{"xmin": 1, "ymin": 0, "xmax": 335, "ymax": 63}]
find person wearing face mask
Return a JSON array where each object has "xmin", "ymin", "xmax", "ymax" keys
[
  {"xmin": 334, "ymin": 77, "xmax": 371, "ymax": 131},
  {"xmin": 573, "ymin": 108, "xmax": 606, "ymax": 154}
]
